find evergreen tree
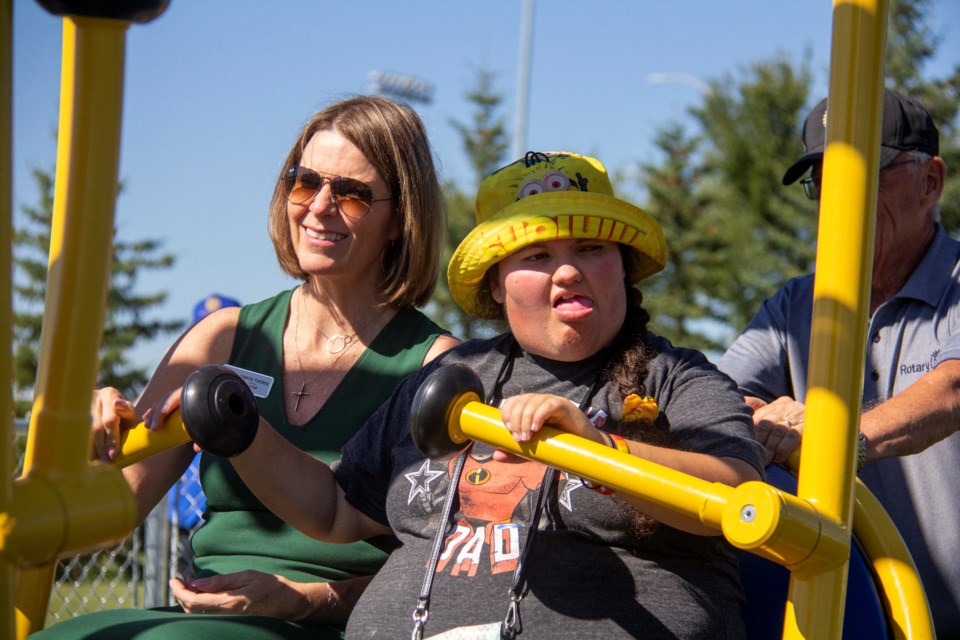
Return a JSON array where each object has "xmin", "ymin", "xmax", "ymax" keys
[
  {"xmin": 691, "ymin": 58, "xmax": 815, "ymax": 334},
  {"xmin": 635, "ymin": 0, "xmax": 958, "ymax": 351},
  {"xmin": 635, "ymin": 57, "xmax": 813, "ymax": 350},
  {"xmin": 13, "ymin": 166, "xmax": 184, "ymax": 417},
  {"xmin": 637, "ymin": 125, "xmax": 718, "ymax": 353},
  {"xmin": 451, "ymin": 70, "xmax": 511, "ymax": 182},
  {"xmin": 431, "ymin": 70, "xmax": 511, "ymax": 339}
]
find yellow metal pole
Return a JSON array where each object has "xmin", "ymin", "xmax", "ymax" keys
[
  {"xmin": 452, "ymin": 401, "xmax": 848, "ymax": 570},
  {"xmin": 853, "ymin": 481, "xmax": 934, "ymax": 639},
  {"xmin": 13, "ymin": 16, "xmax": 137, "ymax": 638},
  {"xmin": 1, "ymin": 0, "xmax": 16, "ymax": 637},
  {"xmin": 785, "ymin": 0, "xmax": 889, "ymax": 638},
  {"xmin": 787, "ymin": 444, "xmax": 933, "ymax": 638},
  {"xmin": 110, "ymin": 410, "xmax": 190, "ymax": 468},
  {"xmin": 22, "ymin": 15, "xmax": 129, "ymax": 477},
  {"xmin": 452, "ymin": 400, "xmax": 933, "ymax": 635}
]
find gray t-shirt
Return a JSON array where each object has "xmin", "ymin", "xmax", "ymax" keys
[
  {"xmin": 718, "ymin": 223, "xmax": 960, "ymax": 637},
  {"xmin": 336, "ymin": 333, "xmax": 765, "ymax": 639}
]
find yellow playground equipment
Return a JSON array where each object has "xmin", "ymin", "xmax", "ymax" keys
[{"xmin": 0, "ymin": 0, "xmax": 937, "ymax": 638}]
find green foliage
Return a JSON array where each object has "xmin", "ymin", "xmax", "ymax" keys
[
  {"xmin": 633, "ymin": 125, "xmax": 716, "ymax": 352},
  {"xmin": 637, "ymin": 58, "xmax": 814, "ymax": 349},
  {"xmin": 431, "ymin": 70, "xmax": 511, "ymax": 340},
  {"xmin": 12, "ymin": 167, "xmax": 185, "ymax": 417},
  {"xmin": 692, "ymin": 58, "xmax": 816, "ymax": 333},
  {"xmin": 450, "ymin": 70, "xmax": 511, "ymax": 182},
  {"xmin": 636, "ymin": 0, "xmax": 958, "ymax": 351}
]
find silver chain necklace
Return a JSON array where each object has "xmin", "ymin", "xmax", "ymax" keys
[
  {"xmin": 301, "ymin": 284, "xmax": 358, "ymax": 354},
  {"xmin": 290, "ymin": 285, "xmax": 378, "ymax": 412}
]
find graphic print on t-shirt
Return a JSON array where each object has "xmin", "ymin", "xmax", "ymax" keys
[
  {"xmin": 401, "ymin": 404, "xmax": 609, "ymax": 579},
  {"xmin": 436, "ymin": 450, "xmax": 547, "ymax": 577}
]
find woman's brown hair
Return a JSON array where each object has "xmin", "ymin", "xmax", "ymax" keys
[{"xmin": 268, "ymin": 96, "xmax": 445, "ymax": 308}]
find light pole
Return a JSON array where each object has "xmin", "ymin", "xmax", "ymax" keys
[{"xmin": 511, "ymin": 0, "xmax": 535, "ymax": 159}]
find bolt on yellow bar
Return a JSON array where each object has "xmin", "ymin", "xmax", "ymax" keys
[{"xmin": 785, "ymin": 0, "xmax": 889, "ymax": 638}]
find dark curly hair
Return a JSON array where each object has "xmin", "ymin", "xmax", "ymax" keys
[{"xmin": 600, "ymin": 248, "xmax": 668, "ymax": 536}]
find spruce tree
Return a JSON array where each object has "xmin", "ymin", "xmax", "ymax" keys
[
  {"xmin": 634, "ymin": 0, "xmax": 958, "ymax": 351},
  {"xmin": 13, "ymin": 166, "xmax": 184, "ymax": 417},
  {"xmin": 431, "ymin": 70, "xmax": 511, "ymax": 339}
]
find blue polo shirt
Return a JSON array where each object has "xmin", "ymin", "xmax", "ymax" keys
[{"xmin": 719, "ymin": 223, "xmax": 960, "ymax": 636}]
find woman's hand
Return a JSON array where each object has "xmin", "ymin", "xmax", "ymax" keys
[
  {"xmin": 748, "ymin": 396, "xmax": 805, "ymax": 465},
  {"xmin": 90, "ymin": 388, "xmax": 139, "ymax": 462},
  {"xmin": 90, "ymin": 387, "xmax": 185, "ymax": 462},
  {"xmin": 499, "ymin": 393, "xmax": 601, "ymax": 444},
  {"xmin": 170, "ymin": 571, "xmax": 370, "ymax": 624}
]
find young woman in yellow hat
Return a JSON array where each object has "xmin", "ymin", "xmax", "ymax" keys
[{"xmin": 216, "ymin": 151, "xmax": 765, "ymax": 639}]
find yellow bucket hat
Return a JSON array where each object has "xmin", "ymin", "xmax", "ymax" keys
[{"xmin": 448, "ymin": 151, "xmax": 667, "ymax": 318}]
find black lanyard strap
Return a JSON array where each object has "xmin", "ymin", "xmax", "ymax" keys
[
  {"xmin": 411, "ymin": 448, "xmax": 468, "ymax": 640},
  {"xmin": 411, "ymin": 338, "xmax": 603, "ymax": 639}
]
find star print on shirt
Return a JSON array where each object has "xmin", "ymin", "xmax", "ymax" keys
[
  {"xmin": 554, "ymin": 408, "xmax": 608, "ymax": 512},
  {"xmin": 559, "ymin": 474, "xmax": 583, "ymax": 511},
  {"xmin": 404, "ymin": 459, "xmax": 445, "ymax": 504}
]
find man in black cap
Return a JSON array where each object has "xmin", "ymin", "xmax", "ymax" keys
[{"xmin": 719, "ymin": 89, "xmax": 958, "ymax": 635}]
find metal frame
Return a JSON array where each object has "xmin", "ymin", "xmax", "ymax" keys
[{"xmin": 0, "ymin": 1, "xmax": 936, "ymax": 638}]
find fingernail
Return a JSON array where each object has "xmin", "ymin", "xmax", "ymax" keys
[
  {"xmin": 108, "ymin": 448, "xmax": 116, "ymax": 461},
  {"xmin": 191, "ymin": 578, "xmax": 208, "ymax": 588}
]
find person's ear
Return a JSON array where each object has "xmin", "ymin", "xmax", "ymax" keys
[
  {"xmin": 489, "ymin": 267, "xmax": 505, "ymax": 305},
  {"xmin": 920, "ymin": 156, "xmax": 946, "ymax": 207}
]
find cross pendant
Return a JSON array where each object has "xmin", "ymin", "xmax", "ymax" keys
[{"xmin": 292, "ymin": 382, "xmax": 309, "ymax": 411}]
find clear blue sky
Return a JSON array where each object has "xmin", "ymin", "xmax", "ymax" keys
[{"xmin": 12, "ymin": 0, "xmax": 960, "ymax": 374}]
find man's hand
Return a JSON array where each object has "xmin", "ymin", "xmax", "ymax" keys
[{"xmin": 747, "ymin": 396, "xmax": 805, "ymax": 465}]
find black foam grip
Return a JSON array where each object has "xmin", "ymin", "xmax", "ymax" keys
[
  {"xmin": 36, "ymin": 0, "xmax": 169, "ymax": 22},
  {"xmin": 410, "ymin": 364, "xmax": 484, "ymax": 458},
  {"xmin": 180, "ymin": 366, "xmax": 259, "ymax": 458}
]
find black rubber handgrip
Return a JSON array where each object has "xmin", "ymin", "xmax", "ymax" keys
[
  {"xmin": 410, "ymin": 364, "xmax": 484, "ymax": 458},
  {"xmin": 180, "ymin": 365, "xmax": 259, "ymax": 458},
  {"xmin": 36, "ymin": 0, "xmax": 169, "ymax": 23}
]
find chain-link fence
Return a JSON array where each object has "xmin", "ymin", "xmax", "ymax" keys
[{"xmin": 12, "ymin": 421, "xmax": 204, "ymax": 625}]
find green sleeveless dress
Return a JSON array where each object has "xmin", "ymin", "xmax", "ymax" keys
[{"xmin": 30, "ymin": 288, "xmax": 446, "ymax": 640}]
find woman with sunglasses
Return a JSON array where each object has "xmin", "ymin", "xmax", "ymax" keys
[
  {"xmin": 35, "ymin": 96, "xmax": 458, "ymax": 640},
  {"xmin": 191, "ymin": 152, "xmax": 766, "ymax": 639}
]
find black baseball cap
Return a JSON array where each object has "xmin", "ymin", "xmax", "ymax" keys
[{"xmin": 782, "ymin": 88, "xmax": 940, "ymax": 185}]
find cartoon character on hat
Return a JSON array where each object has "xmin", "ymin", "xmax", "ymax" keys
[{"xmin": 448, "ymin": 151, "xmax": 667, "ymax": 318}]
